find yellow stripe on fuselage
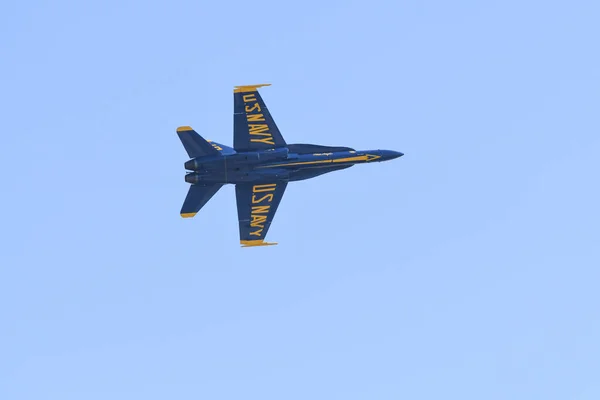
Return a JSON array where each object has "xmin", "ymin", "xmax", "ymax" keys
[
  {"xmin": 257, "ymin": 154, "xmax": 380, "ymax": 169},
  {"xmin": 332, "ymin": 154, "xmax": 379, "ymax": 163},
  {"xmin": 258, "ymin": 159, "xmax": 330, "ymax": 168}
]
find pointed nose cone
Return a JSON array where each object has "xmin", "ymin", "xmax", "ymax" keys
[{"xmin": 380, "ymin": 150, "xmax": 404, "ymax": 161}]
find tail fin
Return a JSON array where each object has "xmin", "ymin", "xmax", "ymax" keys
[
  {"xmin": 177, "ymin": 126, "xmax": 220, "ymax": 158},
  {"xmin": 180, "ymin": 184, "xmax": 223, "ymax": 218}
]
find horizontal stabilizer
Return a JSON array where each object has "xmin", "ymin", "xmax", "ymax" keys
[
  {"xmin": 177, "ymin": 126, "xmax": 220, "ymax": 158},
  {"xmin": 207, "ymin": 140, "xmax": 236, "ymax": 155},
  {"xmin": 180, "ymin": 184, "xmax": 222, "ymax": 218}
]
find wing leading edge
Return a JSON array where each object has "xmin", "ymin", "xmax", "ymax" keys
[
  {"xmin": 235, "ymin": 182, "xmax": 287, "ymax": 247},
  {"xmin": 233, "ymin": 84, "xmax": 286, "ymax": 152}
]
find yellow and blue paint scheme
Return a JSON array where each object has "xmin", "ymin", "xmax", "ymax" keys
[{"xmin": 177, "ymin": 84, "xmax": 403, "ymax": 247}]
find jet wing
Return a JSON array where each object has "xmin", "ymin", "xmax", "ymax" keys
[
  {"xmin": 235, "ymin": 181, "xmax": 287, "ymax": 247},
  {"xmin": 233, "ymin": 84, "xmax": 286, "ymax": 152}
]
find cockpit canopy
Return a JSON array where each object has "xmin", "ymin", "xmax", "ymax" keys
[{"xmin": 286, "ymin": 144, "xmax": 355, "ymax": 154}]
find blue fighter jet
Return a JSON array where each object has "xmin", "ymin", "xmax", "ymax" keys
[{"xmin": 178, "ymin": 84, "xmax": 403, "ymax": 247}]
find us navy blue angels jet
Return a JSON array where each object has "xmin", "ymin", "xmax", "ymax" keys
[{"xmin": 178, "ymin": 84, "xmax": 403, "ymax": 247}]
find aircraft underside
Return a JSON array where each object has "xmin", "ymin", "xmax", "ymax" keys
[
  {"xmin": 177, "ymin": 84, "xmax": 403, "ymax": 246},
  {"xmin": 184, "ymin": 163, "xmax": 353, "ymax": 185}
]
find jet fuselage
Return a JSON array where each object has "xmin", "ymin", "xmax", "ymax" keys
[{"xmin": 184, "ymin": 148, "xmax": 403, "ymax": 184}]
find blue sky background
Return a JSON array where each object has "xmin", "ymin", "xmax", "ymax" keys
[{"xmin": 2, "ymin": 1, "xmax": 599, "ymax": 398}]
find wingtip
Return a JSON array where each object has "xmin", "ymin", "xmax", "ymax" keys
[
  {"xmin": 240, "ymin": 240, "xmax": 278, "ymax": 247},
  {"xmin": 180, "ymin": 212, "xmax": 197, "ymax": 218},
  {"xmin": 233, "ymin": 83, "xmax": 271, "ymax": 93},
  {"xmin": 177, "ymin": 126, "xmax": 193, "ymax": 132}
]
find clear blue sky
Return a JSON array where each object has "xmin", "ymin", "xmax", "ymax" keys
[{"xmin": 2, "ymin": 1, "xmax": 599, "ymax": 399}]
